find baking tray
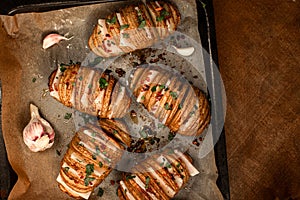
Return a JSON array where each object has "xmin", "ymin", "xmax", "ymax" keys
[{"xmin": 0, "ymin": 0, "xmax": 229, "ymax": 199}]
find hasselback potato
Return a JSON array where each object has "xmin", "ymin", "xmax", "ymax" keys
[
  {"xmin": 129, "ymin": 65, "xmax": 210, "ymax": 136},
  {"xmin": 48, "ymin": 63, "xmax": 131, "ymax": 119},
  {"xmin": 88, "ymin": 1, "xmax": 181, "ymax": 57},
  {"xmin": 117, "ymin": 150, "xmax": 199, "ymax": 200},
  {"xmin": 57, "ymin": 120, "xmax": 131, "ymax": 199}
]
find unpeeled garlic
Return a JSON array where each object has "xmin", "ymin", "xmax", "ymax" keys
[
  {"xmin": 23, "ymin": 104, "xmax": 55, "ymax": 152},
  {"xmin": 42, "ymin": 33, "xmax": 73, "ymax": 49}
]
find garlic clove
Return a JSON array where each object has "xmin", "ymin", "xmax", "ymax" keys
[
  {"xmin": 42, "ymin": 33, "xmax": 73, "ymax": 49},
  {"xmin": 172, "ymin": 45, "xmax": 195, "ymax": 57},
  {"xmin": 23, "ymin": 104, "xmax": 55, "ymax": 152}
]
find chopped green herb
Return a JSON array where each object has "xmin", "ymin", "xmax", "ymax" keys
[
  {"xmin": 168, "ymin": 132, "xmax": 175, "ymax": 141},
  {"xmin": 72, "ymin": 82, "xmax": 76, "ymax": 86},
  {"xmin": 166, "ymin": 162, "xmax": 172, "ymax": 168},
  {"xmin": 138, "ymin": 20, "xmax": 146, "ymax": 28},
  {"xmin": 122, "ymin": 33, "xmax": 130, "ymax": 38},
  {"xmin": 91, "ymin": 132, "xmax": 96, "ymax": 137},
  {"xmin": 60, "ymin": 65, "xmax": 67, "ymax": 72},
  {"xmin": 99, "ymin": 78, "xmax": 109, "ymax": 89},
  {"xmin": 106, "ymin": 16, "xmax": 117, "ymax": 24},
  {"xmin": 158, "ymin": 124, "xmax": 166, "ymax": 129},
  {"xmin": 90, "ymin": 138, "xmax": 96, "ymax": 143},
  {"xmin": 126, "ymin": 175, "xmax": 136, "ymax": 181},
  {"xmin": 92, "ymin": 154, "xmax": 97, "ymax": 160},
  {"xmin": 161, "ymin": 9, "xmax": 170, "ymax": 17},
  {"xmin": 159, "ymin": 162, "xmax": 164, "ymax": 167},
  {"xmin": 86, "ymin": 164, "xmax": 94, "ymax": 176},
  {"xmin": 156, "ymin": 15, "xmax": 164, "ymax": 22},
  {"xmin": 84, "ymin": 177, "xmax": 95, "ymax": 186},
  {"xmin": 151, "ymin": 86, "xmax": 157, "ymax": 92},
  {"xmin": 96, "ymin": 146, "xmax": 101, "ymax": 154},
  {"xmin": 176, "ymin": 163, "xmax": 181, "ymax": 168},
  {"xmin": 113, "ymin": 130, "xmax": 118, "ymax": 134},
  {"xmin": 145, "ymin": 176, "xmax": 150, "ymax": 189},
  {"xmin": 189, "ymin": 110, "xmax": 196, "ymax": 116},
  {"xmin": 76, "ymin": 158, "xmax": 83, "ymax": 163},
  {"xmin": 141, "ymin": 95, "xmax": 145, "ymax": 100},
  {"xmin": 79, "ymin": 76, "xmax": 83, "ymax": 81},
  {"xmin": 99, "ymin": 161, "xmax": 103, "ymax": 168},
  {"xmin": 120, "ymin": 24, "xmax": 130, "ymax": 30},
  {"xmin": 88, "ymin": 84, "xmax": 92, "ymax": 89},
  {"xmin": 194, "ymin": 104, "xmax": 199, "ymax": 110},
  {"xmin": 63, "ymin": 167, "xmax": 70, "ymax": 173},
  {"xmin": 97, "ymin": 187, "xmax": 104, "ymax": 197},
  {"xmin": 159, "ymin": 85, "xmax": 166, "ymax": 90},
  {"xmin": 64, "ymin": 113, "xmax": 72, "ymax": 120},
  {"xmin": 32, "ymin": 77, "xmax": 37, "ymax": 83},
  {"xmin": 105, "ymin": 158, "xmax": 111, "ymax": 163},
  {"xmin": 164, "ymin": 103, "xmax": 172, "ymax": 110},
  {"xmin": 170, "ymin": 91, "xmax": 178, "ymax": 100},
  {"xmin": 178, "ymin": 104, "xmax": 182, "ymax": 110}
]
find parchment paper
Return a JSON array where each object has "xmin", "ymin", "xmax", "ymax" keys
[{"xmin": 0, "ymin": 1, "xmax": 223, "ymax": 199}]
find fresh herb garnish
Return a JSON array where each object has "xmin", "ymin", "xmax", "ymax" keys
[
  {"xmin": 97, "ymin": 188, "xmax": 104, "ymax": 197},
  {"xmin": 86, "ymin": 164, "xmax": 94, "ymax": 176},
  {"xmin": 60, "ymin": 65, "xmax": 67, "ymax": 72},
  {"xmin": 156, "ymin": 9, "xmax": 170, "ymax": 22},
  {"xmin": 166, "ymin": 162, "xmax": 172, "ymax": 168},
  {"xmin": 178, "ymin": 104, "xmax": 182, "ymax": 110},
  {"xmin": 156, "ymin": 15, "xmax": 164, "ymax": 22},
  {"xmin": 145, "ymin": 176, "xmax": 150, "ymax": 189},
  {"xmin": 96, "ymin": 146, "xmax": 101, "ymax": 155},
  {"xmin": 158, "ymin": 124, "xmax": 165, "ymax": 129},
  {"xmin": 106, "ymin": 16, "xmax": 117, "ymax": 24},
  {"xmin": 113, "ymin": 130, "xmax": 118, "ymax": 134},
  {"xmin": 159, "ymin": 85, "xmax": 166, "ymax": 90},
  {"xmin": 99, "ymin": 78, "xmax": 109, "ymax": 89},
  {"xmin": 141, "ymin": 95, "xmax": 145, "ymax": 100},
  {"xmin": 151, "ymin": 86, "xmax": 157, "ymax": 92},
  {"xmin": 79, "ymin": 76, "xmax": 83, "ymax": 81},
  {"xmin": 138, "ymin": 20, "xmax": 146, "ymax": 28},
  {"xmin": 168, "ymin": 132, "xmax": 175, "ymax": 141},
  {"xmin": 120, "ymin": 24, "xmax": 130, "ymax": 30},
  {"xmin": 126, "ymin": 175, "xmax": 136, "ymax": 181},
  {"xmin": 64, "ymin": 113, "xmax": 72, "ymax": 120},
  {"xmin": 164, "ymin": 103, "xmax": 172, "ymax": 110},
  {"xmin": 176, "ymin": 163, "xmax": 181, "ymax": 168},
  {"xmin": 84, "ymin": 177, "xmax": 95, "ymax": 186},
  {"xmin": 32, "ymin": 78, "xmax": 37, "ymax": 83},
  {"xmin": 122, "ymin": 33, "xmax": 130, "ymax": 38},
  {"xmin": 170, "ymin": 91, "xmax": 178, "ymax": 100},
  {"xmin": 99, "ymin": 161, "xmax": 103, "ymax": 168}
]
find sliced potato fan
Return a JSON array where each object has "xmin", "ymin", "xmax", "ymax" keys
[{"xmin": 88, "ymin": 1, "xmax": 181, "ymax": 57}]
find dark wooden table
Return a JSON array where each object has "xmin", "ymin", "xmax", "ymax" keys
[{"xmin": 213, "ymin": 0, "xmax": 300, "ymax": 199}]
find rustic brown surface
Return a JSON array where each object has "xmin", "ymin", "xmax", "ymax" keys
[{"xmin": 213, "ymin": 0, "xmax": 300, "ymax": 199}]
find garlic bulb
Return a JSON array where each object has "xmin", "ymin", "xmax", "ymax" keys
[
  {"xmin": 42, "ymin": 33, "xmax": 73, "ymax": 49},
  {"xmin": 23, "ymin": 104, "xmax": 55, "ymax": 152}
]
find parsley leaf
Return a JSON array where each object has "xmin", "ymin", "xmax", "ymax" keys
[
  {"xmin": 106, "ymin": 16, "xmax": 117, "ymax": 24},
  {"xmin": 84, "ymin": 177, "xmax": 95, "ymax": 186},
  {"xmin": 126, "ymin": 175, "xmax": 136, "ymax": 181},
  {"xmin": 138, "ymin": 20, "xmax": 146, "ymax": 28},
  {"xmin": 85, "ymin": 164, "xmax": 94, "ymax": 176},
  {"xmin": 99, "ymin": 161, "xmax": 103, "ymax": 168},
  {"xmin": 170, "ymin": 91, "xmax": 178, "ymax": 100},
  {"xmin": 64, "ymin": 113, "xmax": 72, "ymax": 120},
  {"xmin": 164, "ymin": 103, "xmax": 172, "ymax": 110},
  {"xmin": 97, "ymin": 188, "xmax": 104, "ymax": 197},
  {"xmin": 145, "ymin": 176, "xmax": 150, "ymax": 189},
  {"xmin": 151, "ymin": 86, "xmax": 157, "ymax": 92},
  {"xmin": 120, "ymin": 24, "xmax": 130, "ymax": 30},
  {"xmin": 99, "ymin": 78, "xmax": 109, "ymax": 89}
]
